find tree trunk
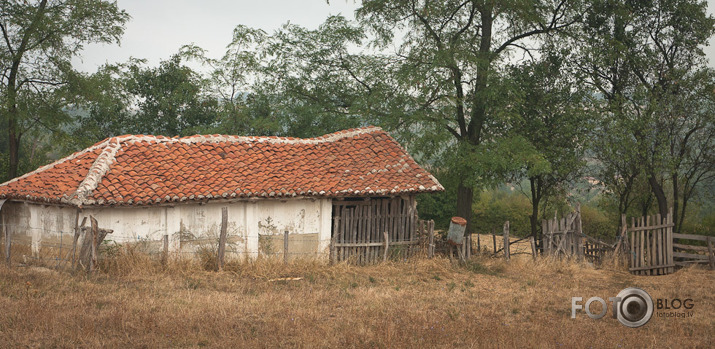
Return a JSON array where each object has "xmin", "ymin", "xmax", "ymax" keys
[
  {"xmin": 453, "ymin": 5, "xmax": 493, "ymax": 234},
  {"xmin": 8, "ymin": 127, "xmax": 20, "ymax": 179},
  {"xmin": 456, "ymin": 181, "xmax": 474, "ymax": 235},
  {"xmin": 671, "ymin": 172, "xmax": 680, "ymax": 233},
  {"xmin": 6, "ymin": 63, "xmax": 20, "ymax": 180},
  {"xmin": 647, "ymin": 173, "xmax": 669, "ymax": 218},
  {"xmin": 4, "ymin": 0, "xmax": 49, "ymax": 180},
  {"xmin": 466, "ymin": 5, "xmax": 492, "ymax": 145},
  {"xmin": 529, "ymin": 177, "xmax": 541, "ymax": 243}
]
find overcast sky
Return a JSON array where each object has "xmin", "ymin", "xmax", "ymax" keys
[
  {"xmin": 73, "ymin": 0, "xmax": 361, "ymax": 72},
  {"xmin": 73, "ymin": 0, "xmax": 715, "ymax": 72}
]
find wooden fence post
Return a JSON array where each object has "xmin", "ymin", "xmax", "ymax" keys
[
  {"xmin": 466, "ymin": 234, "xmax": 471, "ymax": 261},
  {"xmin": 217, "ymin": 207, "xmax": 228, "ymax": 271},
  {"xmin": 383, "ymin": 231, "xmax": 389, "ymax": 262},
  {"xmin": 428, "ymin": 222, "xmax": 434, "ymax": 259},
  {"xmin": 530, "ymin": 235, "xmax": 537, "ymax": 260},
  {"xmin": 576, "ymin": 204, "xmax": 584, "ymax": 260},
  {"xmin": 492, "ymin": 232, "xmax": 497, "ymax": 254},
  {"xmin": 72, "ymin": 216, "xmax": 86, "ymax": 269},
  {"xmin": 503, "ymin": 221, "xmax": 510, "ymax": 260},
  {"xmin": 331, "ymin": 214, "xmax": 340, "ymax": 264},
  {"xmin": 162, "ymin": 234, "xmax": 169, "ymax": 267},
  {"xmin": 707, "ymin": 237, "xmax": 715, "ymax": 270},
  {"xmin": 283, "ymin": 230, "xmax": 289, "ymax": 264},
  {"xmin": 4, "ymin": 215, "xmax": 10, "ymax": 267},
  {"xmin": 476, "ymin": 232, "xmax": 481, "ymax": 253},
  {"xmin": 89, "ymin": 216, "xmax": 98, "ymax": 273}
]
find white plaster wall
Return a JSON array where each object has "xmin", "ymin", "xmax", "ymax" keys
[
  {"xmin": 1, "ymin": 198, "xmax": 333, "ymax": 260},
  {"xmin": 0, "ymin": 202, "xmax": 77, "ymax": 256},
  {"xmin": 252, "ymin": 199, "xmax": 333, "ymax": 258}
]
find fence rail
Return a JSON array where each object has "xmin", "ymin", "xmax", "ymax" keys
[{"xmin": 672, "ymin": 233, "xmax": 715, "ymax": 269}]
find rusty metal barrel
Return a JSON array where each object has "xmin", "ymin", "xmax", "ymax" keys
[{"xmin": 447, "ymin": 216, "xmax": 467, "ymax": 245}]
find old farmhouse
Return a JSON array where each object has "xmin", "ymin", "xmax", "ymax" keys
[{"xmin": 0, "ymin": 126, "xmax": 443, "ymax": 261}]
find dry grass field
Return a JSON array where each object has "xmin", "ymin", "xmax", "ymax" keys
[{"xmin": 0, "ymin": 251, "xmax": 713, "ymax": 348}]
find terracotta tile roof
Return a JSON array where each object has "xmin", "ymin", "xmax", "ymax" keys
[{"xmin": 0, "ymin": 127, "xmax": 443, "ymax": 207}]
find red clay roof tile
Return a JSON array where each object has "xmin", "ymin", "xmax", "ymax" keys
[{"xmin": 0, "ymin": 126, "xmax": 443, "ymax": 206}]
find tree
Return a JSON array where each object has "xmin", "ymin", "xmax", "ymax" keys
[
  {"xmin": 355, "ymin": 0, "xmax": 584, "ymax": 232},
  {"xmin": 509, "ymin": 54, "xmax": 592, "ymax": 241},
  {"xmin": 257, "ymin": 16, "xmax": 403, "ymax": 138},
  {"xmin": 578, "ymin": 0, "xmax": 715, "ymax": 231},
  {"xmin": 123, "ymin": 55, "xmax": 220, "ymax": 136},
  {"xmin": 0, "ymin": 0, "xmax": 129, "ymax": 179},
  {"xmin": 181, "ymin": 25, "xmax": 280, "ymax": 136}
]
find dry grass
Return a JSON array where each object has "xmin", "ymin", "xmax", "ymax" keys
[{"xmin": 0, "ymin": 250, "xmax": 713, "ymax": 348}]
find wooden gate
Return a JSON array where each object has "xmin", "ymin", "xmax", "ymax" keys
[
  {"xmin": 330, "ymin": 196, "xmax": 419, "ymax": 264},
  {"xmin": 624, "ymin": 210, "xmax": 674, "ymax": 275},
  {"xmin": 542, "ymin": 209, "xmax": 584, "ymax": 259}
]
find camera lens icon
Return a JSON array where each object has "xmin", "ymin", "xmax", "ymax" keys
[{"xmin": 616, "ymin": 288, "xmax": 653, "ymax": 327}]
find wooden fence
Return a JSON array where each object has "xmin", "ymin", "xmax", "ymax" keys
[
  {"xmin": 487, "ymin": 221, "xmax": 538, "ymax": 260},
  {"xmin": 625, "ymin": 210, "xmax": 675, "ymax": 275},
  {"xmin": 330, "ymin": 197, "xmax": 425, "ymax": 264},
  {"xmin": 541, "ymin": 206, "xmax": 616, "ymax": 263},
  {"xmin": 542, "ymin": 209, "xmax": 584, "ymax": 259},
  {"xmin": 672, "ymin": 233, "xmax": 715, "ymax": 269}
]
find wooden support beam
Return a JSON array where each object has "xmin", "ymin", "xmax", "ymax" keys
[
  {"xmin": 90, "ymin": 216, "xmax": 98, "ymax": 273},
  {"xmin": 162, "ymin": 234, "xmax": 169, "ymax": 268},
  {"xmin": 217, "ymin": 207, "xmax": 228, "ymax": 271},
  {"xmin": 383, "ymin": 231, "xmax": 389, "ymax": 262}
]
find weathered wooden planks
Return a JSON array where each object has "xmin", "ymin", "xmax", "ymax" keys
[
  {"xmin": 330, "ymin": 196, "xmax": 422, "ymax": 264},
  {"xmin": 626, "ymin": 211, "xmax": 675, "ymax": 275}
]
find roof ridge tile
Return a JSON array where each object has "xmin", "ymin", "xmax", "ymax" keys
[{"xmin": 70, "ymin": 138, "xmax": 122, "ymax": 206}]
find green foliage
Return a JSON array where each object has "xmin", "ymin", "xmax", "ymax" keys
[
  {"xmin": 254, "ymin": 16, "xmax": 399, "ymax": 137},
  {"xmin": 579, "ymin": 0, "xmax": 715, "ymax": 233},
  {"xmin": 506, "ymin": 53, "xmax": 593, "ymax": 237},
  {"xmin": 0, "ymin": 0, "xmax": 130, "ymax": 179},
  {"xmin": 416, "ymin": 179, "xmax": 457, "ymax": 230},
  {"xmin": 124, "ymin": 55, "xmax": 220, "ymax": 136},
  {"xmin": 181, "ymin": 26, "xmax": 281, "ymax": 136},
  {"xmin": 355, "ymin": 0, "xmax": 585, "ymax": 229},
  {"xmin": 472, "ymin": 188, "xmax": 532, "ymax": 237},
  {"xmin": 580, "ymin": 203, "xmax": 618, "ymax": 240}
]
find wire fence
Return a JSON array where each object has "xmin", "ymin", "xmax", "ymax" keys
[{"xmin": 0, "ymin": 224, "xmax": 337, "ymax": 268}]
